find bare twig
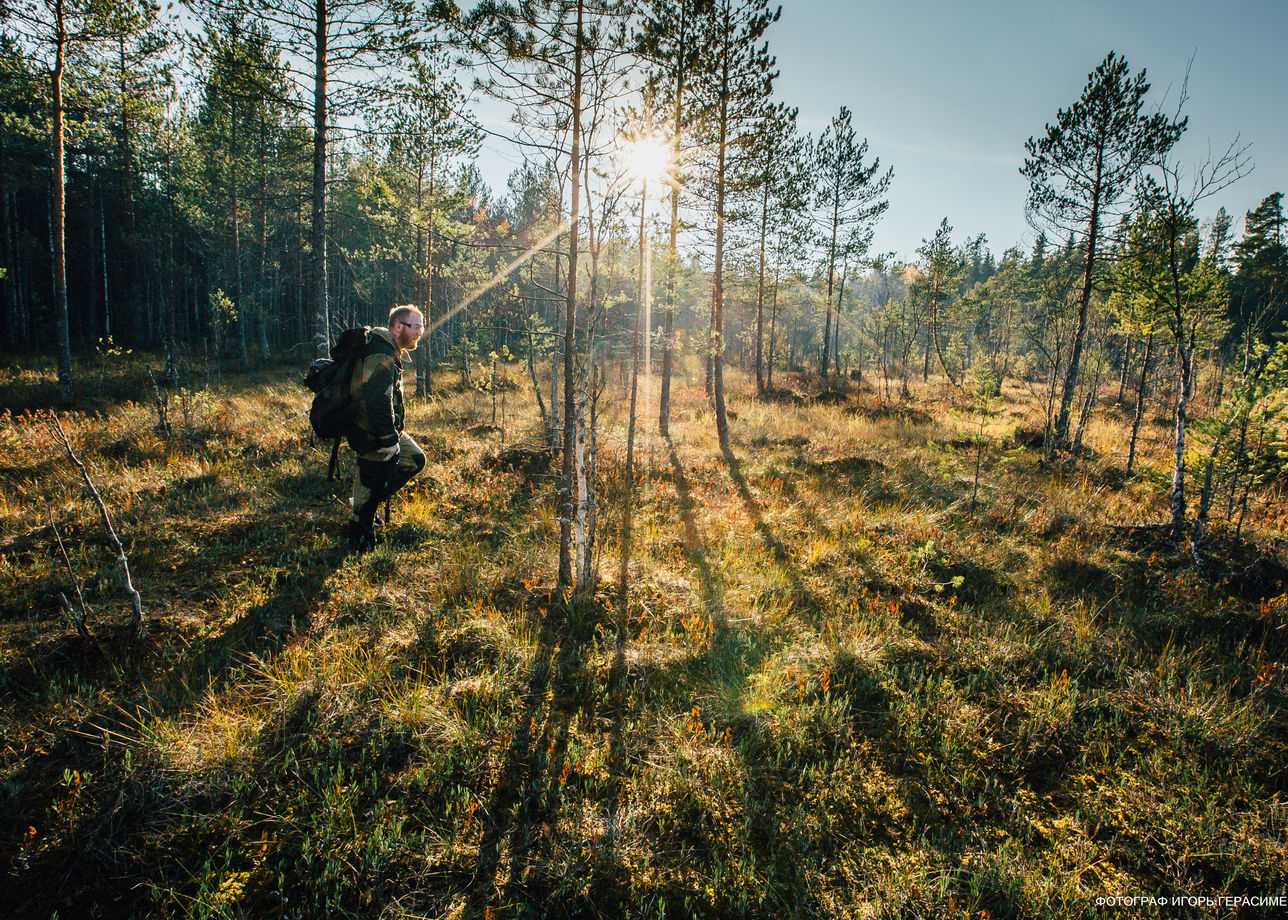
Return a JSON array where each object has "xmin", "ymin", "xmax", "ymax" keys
[
  {"xmin": 47, "ymin": 411, "xmax": 144, "ymax": 637},
  {"xmin": 59, "ymin": 593, "xmax": 90, "ymax": 641},
  {"xmin": 147, "ymin": 368, "xmax": 171, "ymax": 438},
  {"xmin": 48, "ymin": 506, "xmax": 91, "ymax": 639}
]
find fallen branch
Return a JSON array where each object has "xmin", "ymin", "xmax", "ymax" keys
[
  {"xmin": 47, "ymin": 411, "xmax": 144, "ymax": 637},
  {"xmin": 48, "ymin": 506, "xmax": 92, "ymax": 639}
]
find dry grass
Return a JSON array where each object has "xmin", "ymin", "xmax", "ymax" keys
[{"xmin": 0, "ymin": 355, "xmax": 1285, "ymax": 918}]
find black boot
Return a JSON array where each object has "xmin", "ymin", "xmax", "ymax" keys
[
  {"xmin": 350, "ymin": 457, "xmax": 395, "ymax": 553},
  {"xmin": 347, "ymin": 518, "xmax": 377, "ymax": 554}
]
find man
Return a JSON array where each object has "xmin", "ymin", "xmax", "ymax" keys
[{"xmin": 346, "ymin": 305, "xmax": 427, "ymax": 552}]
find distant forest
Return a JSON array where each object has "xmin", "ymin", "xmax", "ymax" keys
[{"xmin": 3, "ymin": 2, "xmax": 1287, "ymax": 550}]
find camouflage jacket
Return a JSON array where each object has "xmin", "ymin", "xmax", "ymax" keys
[{"xmin": 346, "ymin": 327, "xmax": 405, "ymax": 452}]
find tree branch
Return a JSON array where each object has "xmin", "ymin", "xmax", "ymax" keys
[{"xmin": 48, "ymin": 412, "xmax": 144, "ymax": 637}]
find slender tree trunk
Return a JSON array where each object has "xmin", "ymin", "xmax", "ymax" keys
[
  {"xmin": 114, "ymin": 31, "xmax": 137, "ymax": 346},
  {"xmin": 550, "ymin": 239, "xmax": 561, "ymax": 443},
  {"xmin": 619, "ymin": 180, "xmax": 646, "ymax": 614},
  {"xmin": 704, "ymin": 305, "xmax": 714, "ymax": 397},
  {"xmin": 711, "ymin": 39, "xmax": 731, "ymax": 455},
  {"xmin": 767, "ymin": 264, "xmax": 780, "ymax": 390},
  {"xmin": 1168, "ymin": 220, "xmax": 1192, "ymax": 532},
  {"xmin": 256, "ymin": 121, "xmax": 271, "ymax": 361},
  {"xmin": 658, "ymin": 185, "xmax": 676, "ymax": 435},
  {"xmin": 18, "ymin": 191, "xmax": 31, "ymax": 352},
  {"xmin": 414, "ymin": 164, "xmax": 426, "ymax": 395},
  {"xmin": 754, "ymin": 168, "xmax": 768, "ymax": 395},
  {"xmin": 231, "ymin": 99, "xmax": 249, "ymax": 371},
  {"xmin": 1055, "ymin": 156, "xmax": 1104, "ymax": 446},
  {"xmin": 575, "ymin": 162, "xmax": 604, "ymax": 592},
  {"xmin": 52, "ymin": 8, "xmax": 73, "ymax": 397},
  {"xmin": 1116, "ymin": 332, "xmax": 1132, "ymax": 403},
  {"xmin": 659, "ymin": 1, "xmax": 688, "ymax": 439},
  {"xmin": 1072, "ymin": 345, "xmax": 1102, "ymax": 454},
  {"xmin": 99, "ymin": 189, "xmax": 110, "ymax": 340},
  {"xmin": 1126, "ymin": 330, "xmax": 1153, "ymax": 476},
  {"xmin": 1195, "ymin": 428, "xmax": 1222, "ymax": 533},
  {"xmin": 832, "ymin": 258, "xmax": 847, "ymax": 379},
  {"xmin": 821, "ymin": 188, "xmax": 838, "ymax": 377},
  {"xmin": 559, "ymin": 0, "xmax": 584, "ymax": 590},
  {"xmin": 0, "ymin": 183, "xmax": 14, "ymax": 348},
  {"xmin": 1211, "ymin": 347, "xmax": 1227, "ymax": 408},
  {"xmin": 416, "ymin": 148, "xmax": 437, "ymax": 398},
  {"xmin": 311, "ymin": 0, "xmax": 330, "ymax": 357},
  {"xmin": 1171, "ymin": 337, "xmax": 1192, "ymax": 531},
  {"xmin": 526, "ymin": 297, "xmax": 548, "ymax": 431}
]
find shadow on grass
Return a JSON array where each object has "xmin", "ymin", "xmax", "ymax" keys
[
  {"xmin": 792, "ymin": 453, "xmax": 905, "ymax": 513},
  {"xmin": 663, "ymin": 435, "xmax": 725, "ymax": 621},
  {"xmin": 0, "ymin": 355, "xmax": 300, "ymax": 416},
  {"xmin": 721, "ymin": 442, "xmax": 829, "ymax": 621},
  {"xmin": 463, "ymin": 595, "xmax": 627, "ymax": 915},
  {"xmin": 1049, "ymin": 524, "xmax": 1288, "ymax": 661},
  {"xmin": 0, "ymin": 495, "xmax": 350, "ymax": 916}
]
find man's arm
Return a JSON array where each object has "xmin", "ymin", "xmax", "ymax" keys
[{"xmin": 356, "ymin": 354, "xmax": 400, "ymax": 451}]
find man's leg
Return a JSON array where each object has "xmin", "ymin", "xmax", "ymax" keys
[
  {"xmin": 348, "ymin": 434, "xmax": 424, "ymax": 551},
  {"xmin": 387, "ymin": 432, "xmax": 426, "ymax": 496},
  {"xmin": 349, "ymin": 452, "xmax": 394, "ymax": 551}
]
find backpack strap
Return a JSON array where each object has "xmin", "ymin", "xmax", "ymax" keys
[{"xmin": 327, "ymin": 437, "xmax": 342, "ymax": 482}]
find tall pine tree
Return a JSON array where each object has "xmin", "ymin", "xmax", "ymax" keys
[{"xmin": 1021, "ymin": 51, "xmax": 1183, "ymax": 452}]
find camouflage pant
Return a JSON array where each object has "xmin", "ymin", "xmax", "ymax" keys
[{"xmin": 351, "ymin": 431, "xmax": 426, "ymax": 524}]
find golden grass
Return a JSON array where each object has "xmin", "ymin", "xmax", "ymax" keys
[{"xmin": 0, "ymin": 357, "xmax": 1284, "ymax": 917}]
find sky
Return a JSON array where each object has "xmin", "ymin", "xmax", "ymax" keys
[{"xmin": 471, "ymin": 0, "xmax": 1288, "ymax": 264}]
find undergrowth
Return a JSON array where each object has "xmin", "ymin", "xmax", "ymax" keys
[{"xmin": 1, "ymin": 357, "xmax": 1285, "ymax": 918}]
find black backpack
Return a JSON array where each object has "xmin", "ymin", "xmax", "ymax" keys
[{"xmin": 304, "ymin": 326, "xmax": 370, "ymax": 480}]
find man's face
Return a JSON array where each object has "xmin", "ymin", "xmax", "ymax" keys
[{"xmin": 393, "ymin": 315, "xmax": 424, "ymax": 351}]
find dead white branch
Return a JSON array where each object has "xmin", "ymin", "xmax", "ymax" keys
[{"xmin": 47, "ymin": 411, "xmax": 144, "ymax": 636}]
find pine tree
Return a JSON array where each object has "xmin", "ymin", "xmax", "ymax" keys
[
  {"xmin": 1231, "ymin": 192, "xmax": 1288, "ymax": 338},
  {"xmin": 637, "ymin": 0, "xmax": 707, "ymax": 436},
  {"xmin": 5, "ymin": 0, "xmax": 129, "ymax": 396},
  {"xmin": 379, "ymin": 49, "xmax": 480, "ymax": 396},
  {"xmin": 1133, "ymin": 114, "xmax": 1247, "ymax": 531},
  {"xmin": 467, "ymin": 0, "xmax": 631, "ymax": 593},
  {"xmin": 688, "ymin": 0, "xmax": 778, "ymax": 455},
  {"xmin": 745, "ymin": 100, "xmax": 801, "ymax": 395},
  {"xmin": 916, "ymin": 217, "xmax": 966, "ymax": 387},
  {"xmin": 813, "ymin": 105, "xmax": 890, "ymax": 379},
  {"xmin": 194, "ymin": 0, "xmax": 422, "ymax": 359},
  {"xmin": 1021, "ymin": 51, "xmax": 1183, "ymax": 452}
]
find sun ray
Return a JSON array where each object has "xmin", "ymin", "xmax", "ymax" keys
[{"xmin": 427, "ymin": 220, "xmax": 570, "ymax": 337}]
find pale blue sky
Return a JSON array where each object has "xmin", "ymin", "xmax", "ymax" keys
[
  {"xmin": 471, "ymin": 0, "xmax": 1286, "ymax": 262},
  {"xmin": 772, "ymin": 0, "xmax": 1287, "ymax": 259}
]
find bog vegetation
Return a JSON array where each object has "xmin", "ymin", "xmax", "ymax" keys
[{"xmin": 1, "ymin": 0, "xmax": 1287, "ymax": 917}]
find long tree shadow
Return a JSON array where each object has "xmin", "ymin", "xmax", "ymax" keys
[
  {"xmin": 471, "ymin": 601, "xmax": 774, "ymax": 914},
  {"xmin": 0, "ymin": 492, "xmax": 350, "ymax": 914},
  {"xmin": 663, "ymin": 435, "xmax": 725, "ymax": 621},
  {"xmin": 464, "ymin": 595, "xmax": 604, "ymax": 915},
  {"xmin": 720, "ymin": 442, "xmax": 829, "ymax": 620}
]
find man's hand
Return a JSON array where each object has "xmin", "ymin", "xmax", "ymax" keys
[{"xmin": 373, "ymin": 443, "xmax": 400, "ymax": 462}]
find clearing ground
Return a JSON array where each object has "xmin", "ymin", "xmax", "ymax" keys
[{"xmin": 1, "ymin": 358, "xmax": 1285, "ymax": 918}]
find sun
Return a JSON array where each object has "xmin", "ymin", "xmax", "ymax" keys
[{"xmin": 620, "ymin": 133, "xmax": 672, "ymax": 187}]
